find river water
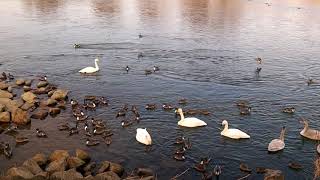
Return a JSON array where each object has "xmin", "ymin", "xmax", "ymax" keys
[{"xmin": 0, "ymin": 0, "xmax": 320, "ymax": 179}]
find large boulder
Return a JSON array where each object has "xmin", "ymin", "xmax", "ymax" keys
[
  {"xmin": 51, "ymin": 89, "xmax": 68, "ymax": 101},
  {"xmin": 32, "ymin": 153, "xmax": 47, "ymax": 166},
  {"xmin": 0, "ymin": 90, "xmax": 13, "ymax": 99},
  {"xmin": 12, "ymin": 108, "xmax": 30, "ymax": 125},
  {"xmin": 31, "ymin": 109, "xmax": 48, "ymax": 120},
  {"xmin": 0, "ymin": 111, "xmax": 10, "ymax": 123},
  {"xmin": 46, "ymin": 99, "xmax": 57, "ymax": 107},
  {"xmin": 21, "ymin": 92, "xmax": 37, "ymax": 104},
  {"xmin": 83, "ymin": 162, "xmax": 96, "ymax": 172},
  {"xmin": 33, "ymin": 87, "xmax": 47, "ymax": 95},
  {"xmin": 97, "ymin": 161, "xmax": 110, "ymax": 174},
  {"xmin": 264, "ymin": 169, "xmax": 284, "ymax": 180},
  {"xmin": 0, "ymin": 98, "xmax": 19, "ymax": 112},
  {"xmin": 67, "ymin": 156, "xmax": 85, "ymax": 169},
  {"xmin": 37, "ymin": 81, "xmax": 48, "ymax": 88},
  {"xmin": 34, "ymin": 171, "xmax": 48, "ymax": 180},
  {"xmin": 109, "ymin": 162, "xmax": 124, "ymax": 176},
  {"xmin": 0, "ymin": 82, "xmax": 9, "ymax": 90},
  {"xmin": 49, "ymin": 150, "xmax": 70, "ymax": 162},
  {"xmin": 16, "ymin": 79, "xmax": 25, "ymax": 86},
  {"xmin": 7, "ymin": 166, "xmax": 34, "ymax": 179},
  {"xmin": 76, "ymin": 149, "xmax": 90, "ymax": 162},
  {"xmin": 50, "ymin": 168, "xmax": 83, "ymax": 180},
  {"xmin": 22, "ymin": 159, "xmax": 43, "ymax": 175},
  {"xmin": 95, "ymin": 171, "xmax": 120, "ymax": 180},
  {"xmin": 45, "ymin": 159, "xmax": 67, "ymax": 174}
]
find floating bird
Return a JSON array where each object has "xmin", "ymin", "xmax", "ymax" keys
[
  {"xmin": 307, "ymin": 78, "xmax": 314, "ymax": 86},
  {"xmin": 138, "ymin": 34, "xmax": 143, "ymax": 38},
  {"xmin": 84, "ymin": 102, "xmax": 97, "ymax": 110},
  {"xmin": 136, "ymin": 128, "xmax": 152, "ymax": 145},
  {"xmin": 213, "ymin": 165, "xmax": 222, "ymax": 177},
  {"xmin": 74, "ymin": 44, "xmax": 81, "ymax": 48},
  {"xmin": 288, "ymin": 162, "xmax": 303, "ymax": 170},
  {"xmin": 125, "ymin": 65, "xmax": 130, "ymax": 72},
  {"xmin": 36, "ymin": 128, "xmax": 47, "ymax": 138},
  {"xmin": 221, "ymin": 120, "xmax": 250, "ymax": 139},
  {"xmin": 138, "ymin": 52, "xmax": 144, "ymax": 59},
  {"xmin": 173, "ymin": 154, "xmax": 185, "ymax": 161},
  {"xmin": 236, "ymin": 100, "xmax": 249, "ymax": 108},
  {"xmin": 282, "ymin": 107, "xmax": 295, "ymax": 114},
  {"xmin": 194, "ymin": 160, "xmax": 206, "ymax": 172},
  {"xmin": 104, "ymin": 137, "xmax": 112, "ymax": 146},
  {"xmin": 268, "ymin": 126, "xmax": 286, "ymax": 152},
  {"xmin": 86, "ymin": 138, "xmax": 100, "ymax": 146},
  {"xmin": 300, "ymin": 118, "xmax": 320, "ymax": 140},
  {"xmin": 121, "ymin": 120, "xmax": 133, "ymax": 128},
  {"xmin": 39, "ymin": 75, "xmax": 47, "ymax": 81},
  {"xmin": 175, "ymin": 136, "xmax": 185, "ymax": 144},
  {"xmin": 239, "ymin": 106, "xmax": 251, "ymax": 115},
  {"xmin": 79, "ymin": 58, "xmax": 100, "ymax": 74},
  {"xmin": 1, "ymin": 143, "xmax": 12, "ymax": 158},
  {"xmin": 175, "ymin": 146, "xmax": 186, "ymax": 154},
  {"xmin": 162, "ymin": 103, "xmax": 174, "ymax": 111},
  {"xmin": 145, "ymin": 104, "xmax": 156, "ymax": 110},
  {"xmin": 153, "ymin": 66, "xmax": 160, "ymax": 72},
  {"xmin": 256, "ymin": 67, "xmax": 262, "ymax": 73},
  {"xmin": 175, "ymin": 108, "xmax": 207, "ymax": 127},
  {"xmin": 240, "ymin": 163, "xmax": 252, "ymax": 173},
  {"xmin": 255, "ymin": 57, "xmax": 262, "ymax": 64},
  {"xmin": 145, "ymin": 70, "xmax": 152, "ymax": 75}
]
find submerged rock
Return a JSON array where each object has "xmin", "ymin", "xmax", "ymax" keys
[
  {"xmin": 21, "ymin": 91, "xmax": 37, "ymax": 104},
  {"xmin": 0, "ymin": 111, "xmax": 10, "ymax": 123},
  {"xmin": 51, "ymin": 89, "xmax": 68, "ymax": 101},
  {"xmin": 31, "ymin": 109, "xmax": 48, "ymax": 120},
  {"xmin": 32, "ymin": 153, "xmax": 47, "ymax": 166},
  {"xmin": 33, "ymin": 87, "xmax": 47, "ymax": 95},
  {"xmin": 25, "ymin": 80, "xmax": 33, "ymax": 86},
  {"xmin": 0, "ymin": 82, "xmax": 9, "ymax": 90},
  {"xmin": 0, "ymin": 90, "xmax": 13, "ymax": 99},
  {"xmin": 46, "ymin": 99, "xmax": 57, "ymax": 106},
  {"xmin": 21, "ymin": 102, "xmax": 35, "ymax": 111},
  {"xmin": 23, "ymin": 86, "xmax": 31, "ymax": 92},
  {"xmin": 12, "ymin": 108, "xmax": 30, "ymax": 125},
  {"xmin": 16, "ymin": 79, "xmax": 25, "ymax": 86},
  {"xmin": 51, "ymin": 168, "xmax": 83, "ymax": 180},
  {"xmin": 7, "ymin": 166, "xmax": 34, "ymax": 179},
  {"xmin": 37, "ymin": 81, "xmax": 48, "ymax": 88},
  {"xmin": 49, "ymin": 150, "xmax": 70, "ymax": 162},
  {"xmin": 22, "ymin": 159, "xmax": 43, "ymax": 175}
]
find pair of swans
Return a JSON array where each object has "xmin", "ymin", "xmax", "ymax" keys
[
  {"xmin": 79, "ymin": 58, "xmax": 100, "ymax": 74},
  {"xmin": 175, "ymin": 108, "xmax": 250, "ymax": 139}
]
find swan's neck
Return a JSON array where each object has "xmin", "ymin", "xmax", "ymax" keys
[
  {"xmin": 222, "ymin": 123, "xmax": 228, "ymax": 133},
  {"xmin": 279, "ymin": 128, "xmax": 285, "ymax": 141},
  {"xmin": 95, "ymin": 61, "xmax": 99, "ymax": 70},
  {"xmin": 179, "ymin": 111, "xmax": 185, "ymax": 121},
  {"xmin": 301, "ymin": 122, "xmax": 308, "ymax": 134}
]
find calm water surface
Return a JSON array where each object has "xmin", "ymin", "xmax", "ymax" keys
[{"xmin": 1, "ymin": 0, "xmax": 320, "ymax": 179}]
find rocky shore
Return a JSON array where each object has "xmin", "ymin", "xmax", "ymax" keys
[{"xmin": 1, "ymin": 149, "xmax": 155, "ymax": 180}]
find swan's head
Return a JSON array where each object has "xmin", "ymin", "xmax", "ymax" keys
[
  {"xmin": 299, "ymin": 118, "xmax": 308, "ymax": 125},
  {"xmin": 95, "ymin": 58, "xmax": 99, "ymax": 62},
  {"xmin": 175, "ymin": 108, "xmax": 183, "ymax": 114},
  {"xmin": 221, "ymin": 120, "xmax": 228, "ymax": 126}
]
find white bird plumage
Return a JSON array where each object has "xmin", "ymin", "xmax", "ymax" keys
[
  {"xmin": 136, "ymin": 128, "xmax": 152, "ymax": 145},
  {"xmin": 79, "ymin": 58, "xmax": 100, "ymax": 73},
  {"xmin": 175, "ymin": 108, "xmax": 207, "ymax": 127},
  {"xmin": 221, "ymin": 120, "xmax": 250, "ymax": 139},
  {"xmin": 268, "ymin": 126, "xmax": 286, "ymax": 152}
]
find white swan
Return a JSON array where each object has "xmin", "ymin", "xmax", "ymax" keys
[
  {"xmin": 136, "ymin": 128, "xmax": 152, "ymax": 145},
  {"xmin": 300, "ymin": 118, "xmax": 320, "ymax": 140},
  {"xmin": 79, "ymin": 58, "xmax": 100, "ymax": 73},
  {"xmin": 268, "ymin": 126, "xmax": 286, "ymax": 152},
  {"xmin": 221, "ymin": 120, "xmax": 250, "ymax": 139},
  {"xmin": 175, "ymin": 108, "xmax": 207, "ymax": 127}
]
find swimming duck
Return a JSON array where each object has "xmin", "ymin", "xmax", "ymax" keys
[
  {"xmin": 15, "ymin": 136, "xmax": 29, "ymax": 144},
  {"xmin": 74, "ymin": 44, "xmax": 81, "ymax": 48},
  {"xmin": 162, "ymin": 103, "xmax": 174, "ymax": 111},
  {"xmin": 116, "ymin": 110, "xmax": 126, "ymax": 117},
  {"xmin": 104, "ymin": 137, "xmax": 112, "ymax": 146},
  {"xmin": 76, "ymin": 115, "xmax": 88, "ymax": 121},
  {"xmin": 145, "ymin": 104, "xmax": 156, "ymax": 110},
  {"xmin": 153, "ymin": 66, "xmax": 160, "ymax": 72},
  {"xmin": 307, "ymin": 78, "xmax": 314, "ymax": 86},
  {"xmin": 36, "ymin": 128, "xmax": 47, "ymax": 138},
  {"xmin": 93, "ymin": 128, "xmax": 106, "ymax": 135},
  {"xmin": 136, "ymin": 128, "xmax": 152, "ymax": 145},
  {"xmin": 69, "ymin": 128, "xmax": 79, "ymax": 136},
  {"xmin": 236, "ymin": 100, "xmax": 249, "ymax": 108},
  {"xmin": 138, "ymin": 52, "xmax": 144, "ymax": 59},
  {"xmin": 282, "ymin": 107, "xmax": 295, "ymax": 114},
  {"xmin": 84, "ymin": 102, "xmax": 97, "ymax": 110},
  {"xmin": 70, "ymin": 99, "xmax": 79, "ymax": 108},
  {"xmin": 2, "ymin": 143, "xmax": 12, "ymax": 158},
  {"xmin": 255, "ymin": 57, "xmax": 262, "ymax": 64},
  {"xmin": 288, "ymin": 162, "xmax": 303, "ymax": 170},
  {"xmin": 4, "ymin": 124, "xmax": 18, "ymax": 134},
  {"xmin": 175, "ymin": 108, "xmax": 207, "ymax": 127},
  {"xmin": 7, "ymin": 73, "xmax": 14, "ymax": 81},
  {"xmin": 239, "ymin": 106, "xmax": 251, "ymax": 115},
  {"xmin": 184, "ymin": 138, "xmax": 192, "ymax": 149},
  {"xmin": 199, "ymin": 109, "xmax": 211, "ymax": 116},
  {"xmin": 38, "ymin": 75, "xmax": 47, "ymax": 81},
  {"xmin": 58, "ymin": 123, "xmax": 70, "ymax": 131},
  {"xmin": 79, "ymin": 58, "xmax": 100, "ymax": 74},
  {"xmin": 256, "ymin": 167, "xmax": 267, "ymax": 174},
  {"xmin": 86, "ymin": 138, "xmax": 100, "ymax": 146},
  {"xmin": 194, "ymin": 160, "xmax": 206, "ymax": 172},
  {"xmin": 175, "ymin": 136, "xmax": 185, "ymax": 144},
  {"xmin": 256, "ymin": 67, "xmax": 262, "ymax": 73},
  {"xmin": 0, "ymin": 72, "xmax": 7, "ymax": 81},
  {"xmin": 221, "ymin": 120, "xmax": 250, "ymax": 139},
  {"xmin": 121, "ymin": 120, "xmax": 133, "ymax": 127},
  {"xmin": 173, "ymin": 154, "xmax": 185, "ymax": 161},
  {"xmin": 175, "ymin": 146, "xmax": 186, "ymax": 154},
  {"xmin": 139, "ymin": 34, "xmax": 143, "ymax": 38},
  {"xmin": 185, "ymin": 109, "xmax": 198, "ymax": 116},
  {"xmin": 268, "ymin": 126, "xmax": 286, "ymax": 152},
  {"xmin": 125, "ymin": 66, "xmax": 130, "ymax": 72},
  {"xmin": 239, "ymin": 163, "xmax": 252, "ymax": 173},
  {"xmin": 178, "ymin": 99, "xmax": 187, "ymax": 105},
  {"xmin": 73, "ymin": 109, "xmax": 85, "ymax": 118},
  {"xmin": 97, "ymin": 97, "xmax": 108, "ymax": 105},
  {"xmin": 213, "ymin": 165, "xmax": 222, "ymax": 177},
  {"xmin": 300, "ymin": 118, "xmax": 320, "ymax": 140},
  {"xmin": 145, "ymin": 70, "xmax": 152, "ymax": 75},
  {"xmin": 102, "ymin": 130, "xmax": 113, "ymax": 137}
]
